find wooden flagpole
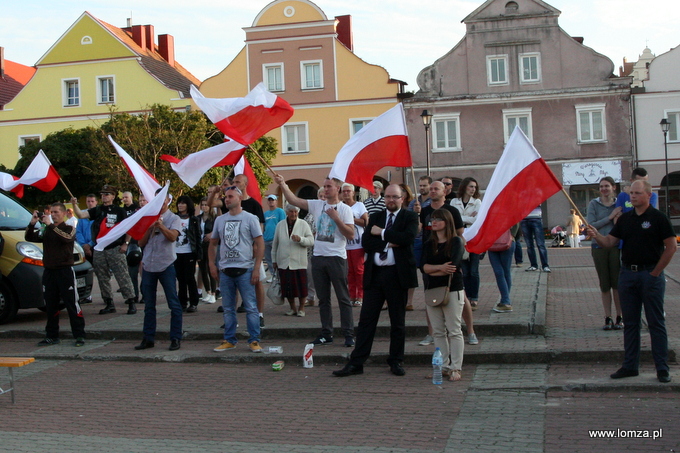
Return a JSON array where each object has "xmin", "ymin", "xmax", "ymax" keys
[
  {"xmin": 59, "ymin": 177, "xmax": 74, "ymax": 199},
  {"xmin": 248, "ymin": 144, "xmax": 279, "ymax": 177}
]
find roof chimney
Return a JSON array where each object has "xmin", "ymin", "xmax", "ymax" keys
[
  {"xmin": 158, "ymin": 34, "xmax": 175, "ymax": 67},
  {"xmin": 144, "ymin": 24, "xmax": 155, "ymax": 51},
  {"xmin": 131, "ymin": 25, "xmax": 146, "ymax": 49},
  {"xmin": 335, "ymin": 15, "xmax": 353, "ymax": 52}
]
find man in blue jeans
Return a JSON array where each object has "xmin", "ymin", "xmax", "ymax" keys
[
  {"xmin": 209, "ymin": 186, "xmax": 264, "ymax": 353},
  {"xmin": 588, "ymin": 180, "xmax": 675, "ymax": 383},
  {"xmin": 135, "ymin": 191, "xmax": 183, "ymax": 351},
  {"xmin": 521, "ymin": 205, "xmax": 550, "ymax": 272}
]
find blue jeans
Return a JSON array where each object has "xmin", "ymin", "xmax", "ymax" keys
[
  {"xmin": 521, "ymin": 218, "xmax": 549, "ymax": 268},
  {"xmin": 618, "ymin": 268, "xmax": 668, "ymax": 371},
  {"xmin": 220, "ymin": 269, "xmax": 260, "ymax": 344},
  {"xmin": 141, "ymin": 265, "xmax": 183, "ymax": 341},
  {"xmin": 413, "ymin": 237, "xmax": 423, "ymax": 268},
  {"xmin": 460, "ymin": 253, "xmax": 480, "ymax": 301},
  {"xmin": 488, "ymin": 243, "xmax": 515, "ymax": 305}
]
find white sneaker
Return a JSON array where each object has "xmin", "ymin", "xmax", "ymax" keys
[
  {"xmin": 419, "ymin": 335, "xmax": 434, "ymax": 346},
  {"xmin": 206, "ymin": 295, "xmax": 216, "ymax": 304},
  {"xmin": 468, "ymin": 333, "xmax": 479, "ymax": 345}
]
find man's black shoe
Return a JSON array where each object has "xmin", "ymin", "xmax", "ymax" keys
[
  {"xmin": 217, "ymin": 306, "xmax": 224, "ymax": 313},
  {"xmin": 332, "ymin": 364, "xmax": 363, "ymax": 377},
  {"xmin": 99, "ymin": 305, "xmax": 116, "ymax": 315},
  {"xmin": 186, "ymin": 305, "xmax": 197, "ymax": 313},
  {"xmin": 657, "ymin": 370, "xmax": 671, "ymax": 383},
  {"xmin": 610, "ymin": 367, "xmax": 639, "ymax": 379},
  {"xmin": 134, "ymin": 339, "xmax": 155, "ymax": 350},
  {"xmin": 169, "ymin": 339, "xmax": 181, "ymax": 351},
  {"xmin": 344, "ymin": 336, "xmax": 355, "ymax": 347},
  {"xmin": 237, "ymin": 304, "xmax": 246, "ymax": 313},
  {"xmin": 390, "ymin": 363, "xmax": 406, "ymax": 376},
  {"xmin": 260, "ymin": 316, "xmax": 265, "ymax": 328},
  {"xmin": 312, "ymin": 335, "xmax": 333, "ymax": 345}
]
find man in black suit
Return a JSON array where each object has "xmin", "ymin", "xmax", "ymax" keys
[{"xmin": 333, "ymin": 184, "xmax": 418, "ymax": 377}]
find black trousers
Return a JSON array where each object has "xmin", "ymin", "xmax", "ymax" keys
[
  {"xmin": 44, "ymin": 267, "xmax": 85, "ymax": 339},
  {"xmin": 349, "ymin": 265, "xmax": 407, "ymax": 366},
  {"xmin": 174, "ymin": 252, "xmax": 199, "ymax": 308}
]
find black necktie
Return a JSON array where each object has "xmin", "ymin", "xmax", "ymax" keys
[{"xmin": 379, "ymin": 213, "xmax": 394, "ymax": 260}]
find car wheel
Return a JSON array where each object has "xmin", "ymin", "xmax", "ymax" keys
[{"xmin": 0, "ymin": 281, "xmax": 18, "ymax": 324}]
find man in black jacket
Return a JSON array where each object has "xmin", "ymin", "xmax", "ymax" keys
[
  {"xmin": 333, "ymin": 184, "xmax": 419, "ymax": 377},
  {"xmin": 26, "ymin": 203, "xmax": 86, "ymax": 347}
]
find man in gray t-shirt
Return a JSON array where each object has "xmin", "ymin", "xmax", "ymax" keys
[
  {"xmin": 134, "ymin": 192, "xmax": 183, "ymax": 352},
  {"xmin": 209, "ymin": 186, "xmax": 264, "ymax": 353}
]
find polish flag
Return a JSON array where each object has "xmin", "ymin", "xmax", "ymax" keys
[
  {"xmin": 463, "ymin": 127, "xmax": 562, "ymax": 254},
  {"xmin": 233, "ymin": 154, "xmax": 262, "ymax": 204},
  {"xmin": 1, "ymin": 150, "xmax": 60, "ymax": 198},
  {"xmin": 160, "ymin": 140, "xmax": 246, "ymax": 188},
  {"xmin": 190, "ymin": 83, "xmax": 294, "ymax": 146},
  {"xmin": 94, "ymin": 182, "xmax": 170, "ymax": 250},
  {"xmin": 108, "ymin": 136, "xmax": 161, "ymax": 202},
  {"xmin": 329, "ymin": 103, "xmax": 411, "ymax": 190}
]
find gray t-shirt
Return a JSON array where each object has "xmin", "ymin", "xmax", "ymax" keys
[
  {"xmin": 141, "ymin": 210, "xmax": 182, "ymax": 273},
  {"xmin": 212, "ymin": 210, "xmax": 262, "ymax": 269}
]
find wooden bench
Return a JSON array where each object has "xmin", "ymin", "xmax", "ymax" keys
[{"xmin": 0, "ymin": 357, "xmax": 35, "ymax": 404}]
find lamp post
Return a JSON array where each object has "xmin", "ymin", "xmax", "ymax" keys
[
  {"xmin": 421, "ymin": 109, "xmax": 433, "ymax": 177},
  {"xmin": 660, "ymin": 118, "xmax": 671, "ymax": 217}
]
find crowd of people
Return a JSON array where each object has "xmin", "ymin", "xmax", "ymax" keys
[{"xmin": 27, "ymin": 166, "xmax": 675, "ymax": 383}]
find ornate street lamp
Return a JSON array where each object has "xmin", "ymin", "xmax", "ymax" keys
[
  {"xmin": 421, "ymin": 109, "xmax": 433, "ymax": 177},
  {"xmin": 660, "ymin": 118, "xmax": 671, "ymax": 217}
]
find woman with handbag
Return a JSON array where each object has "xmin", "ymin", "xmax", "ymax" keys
[
  {"xmin": 272, "ymin": 204, "xmax": 314, "ymax": 316},
  {"xmin": 422, "ymin": 208, "xmax": 465, "ymax": 381},
  {"xmin": 489, "ymin": 224, "xmax": 519, "ymax": 313}
]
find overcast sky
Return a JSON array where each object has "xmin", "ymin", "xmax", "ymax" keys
[{"xmin": 2, "ymin": 0, "xmax": 678, "ymax": 91}]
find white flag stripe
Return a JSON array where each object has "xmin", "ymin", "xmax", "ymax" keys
[
  {"xmin": 329, "ymin": 103, "xmax": 407, "ymax": 181},
  {"xmin": 463, "ymin": 127, "xmax": 540, "ymax": 241},
  {"xmin": 190, "ymin": 83, "xmax": 277, "ymax": 122},
  {"xmin": 94, "ymin": 183, "xmax": 170, "ymax": 251},
  {"xmin": 108, "ymin": 136, "xmax": 161, "ymax": 202},
  {"xmin": 169, "ymin": 141, "xmax": 245, "ymax": 187}
]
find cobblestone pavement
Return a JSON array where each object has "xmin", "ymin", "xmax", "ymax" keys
[{"xmin": 1, "ymin": 244, "xmax": 679, "ymax": 451}]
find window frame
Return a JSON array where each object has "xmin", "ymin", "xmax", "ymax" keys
[
  {"xmin": 431, "ymin": 113, "xmax": 462, "ymax": 152},
  {"xmin": 486, "ymin": 55, "xmax": 509, "ymax": 86},
  {"xmin": 300, "ymin": 60, "xmax": 323, "ymax": 90},
  {"xmin": 349, "ymin": 118, "xmax": 373, "ymax": 136},
  {"xmin": 62, "ymin": 78, "xmax": 80, "ymax": 107},
  {"xmin": 18, "ymin": 135, "xmax": 41, "ymax": 148},
  {"xmin": 519, "ymin": 52, "xmax": 541, "ymax": 84},
  {"xmin": 282, "ymin": 122, "xmax": 309, "ymax": 154},
  {"xmin": 664, "ymin": 110, "xmax": 680, "ymax": 143},
  {"xmin": 97, "ymin": 75, "xmax": 116, "ymax": 104},
  {"xmin": 263, "ymin": 63, "xmax": 285, "ymax": 92},
  {"xmin": 575, "ymin": 103, "xmax": 607, "ymax": 143},
  {"xmin": 502, "ymin": 107, "xmax": 533, "ymax": 143}
]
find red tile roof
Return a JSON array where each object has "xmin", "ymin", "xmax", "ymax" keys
[{"xmin": 0, "ymin": 59, "xmax": 36, "ymax": 107}]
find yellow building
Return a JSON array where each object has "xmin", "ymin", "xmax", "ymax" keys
[
  {"xmin": 0, "ymin": 12, "xmax": 199, "ymax": 167},
  {"xmin": 199, "ymin": 0, "xmax": 405, "ymax": 198}
]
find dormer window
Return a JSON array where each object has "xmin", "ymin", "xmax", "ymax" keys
[{"xmin": 505, "ymin": 2, "xmax": 519, "ymax": 14}]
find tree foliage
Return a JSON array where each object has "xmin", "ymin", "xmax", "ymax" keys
[{"xmin": 8, "ymin": 104, "xmax": 280, "ymax": 208}]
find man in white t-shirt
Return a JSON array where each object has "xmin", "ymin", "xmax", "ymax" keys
[
  {"xmin": 275, "ymin": 174, "xmax": 356, "ymax": 346},
  {"xmin": 341, "ymin": 183, "xmax": 368, "ymax": 308}
]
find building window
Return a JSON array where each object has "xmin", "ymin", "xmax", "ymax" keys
[
  {"xmin": 263, "ymin": 64, "xmax": 284, "ymax": 92},
  {"xmin": 487, "ymin": 55, "xmax": 508, "ymax": 85},
  {"xmin": 283, "ymin": 123, "xmax": 308, "ymax": 154},
  {"xmin": 503, "ymin": 108, "xmax": 533, "ymax": 142},
  {"xmin": 97, "ymin": 76, "xmax": 115, "ymax": 104},
  {"xmin": 350, "ymin": 118, "xmax": 372, "ymax": 135},
  {"xmin": 519, "ymin": 53, "xmax": 541, "ymax": 83},
  {"xmin": 63, "ymin": 79, "xmax": 80, "ymax": 106},
  {"xmin": 301, "ymin": 61, "xmax": 323, "ymax": 90},
  {"xmin": 576, "ymin": 104, "xmax": 607, "ymax": 143},
  {"xmin": 432, "ymin": 114, "xmax": 462, "ymax": 152},
  {"xmin": 667, "ymin": 112, "xmax": 679, "ymax": 142},
  {"xmin": 19, "ymin": 135, "xmax": 41, "ymax": 147}
]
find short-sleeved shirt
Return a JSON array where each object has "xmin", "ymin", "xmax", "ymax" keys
[
  {"xmin": 364, "ymin": 196, "xmax": 386, "ymax": 216},
  {"xmin": 609, "ymin": 205, "xmax": 674, "ymax": 267},
  {"xmin": 307, "ymin": 199, "xmax": 354, "ymax": 258},
  {"xmin": 175, "ymin": 216, "xmax": 192, "ymax": 254},
  {"xmin": 616, "ymin": 191, "xmax": 659, "ymax": 213},
  {"xmin": 263, "ymin": 208, "xmax": 286, "ymax": 242},
  {"xmin": 87, "ymin": 204, "xmax": 128, "ymax": 250},
  {"xmin": 221, "ymin": 197, "xmax": 264, "ymax": 224},
  {"xmin": 212, "ymin": 210, "xmax": 262, "ymax": 269},
  {"xmin": 346, "ymin": 202, "xmax": 368, "ymax": 251},
  {"xmin": 420, "ymin": 204, "xmax": 465, "ymax": 244},
  {"xmin": 142, "ymin": 210, "xmax": 182, "ymax": 273}
]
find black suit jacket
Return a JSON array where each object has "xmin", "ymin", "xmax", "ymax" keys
[{"xmin": 361, "ymin": 209, "xmax": 419, "ymax": 289}]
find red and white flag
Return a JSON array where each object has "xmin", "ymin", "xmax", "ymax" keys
[
  {"xmin": 0, "ymin": 150, "xmax": 60, "ymax": 198},
  {"xmin": 463, "ymin": 127, "xmax": 562, "ymax": 254},
  {"xmin": 190, "ymin": 83, "xmax": 294, "ymax": 146},
  {"xmin": 108, "ymin": 136, "xmax": 161, "ymax": 202},
  {"xmin": 160, "ymin": 140, "xmax": 246, "ymax": 188},
  {"xmin": 94, "ymin": 182, "xmax": 170, "ymax": 251},
  {"xmin": 329, "ymin": 103, "xmax": 412, "ymax": 190},
  {"xmin": 233, "ymin": 155, "xmax": 262, "ymax": 204},
  {"xmin": 0, "ymin": 172, "xmax": 24, "ymax": 197}
]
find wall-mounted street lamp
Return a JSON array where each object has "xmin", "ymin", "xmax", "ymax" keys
[
  {"xmin": 421, "ymin": 109, "xmax": 433, "ymax": 177},
  {"xmin": 660, "ymin": 118, "xmax": 671, "ymax": 217}
]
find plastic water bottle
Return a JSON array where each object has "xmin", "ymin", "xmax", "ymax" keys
[{"xmin": 432, "ymin": 347, "xmax": 443, "ymax": 385}]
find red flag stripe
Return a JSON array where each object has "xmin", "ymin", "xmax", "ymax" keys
[
  {"xmin": 342, "ymin": 135, "xmax": 412, "ymax": 190},
  {"xmin": 214, "ymin": 98, "xmax": 294, "ymax": 146}
]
